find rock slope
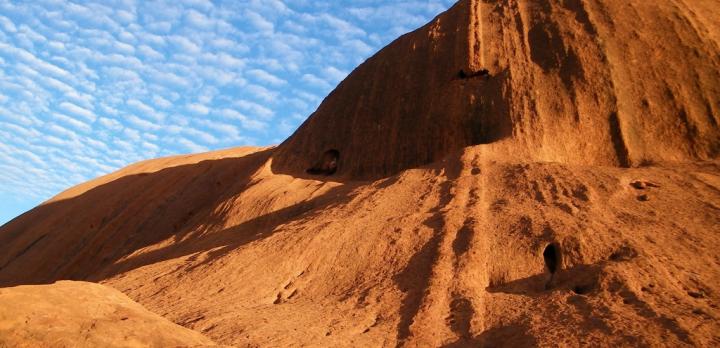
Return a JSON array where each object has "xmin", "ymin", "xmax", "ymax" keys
[{"xmin": 0, "ymin": 281, "xmax": 218, "ymax": 347}]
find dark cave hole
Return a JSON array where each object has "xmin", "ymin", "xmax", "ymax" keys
[
  {"xmin": 457, "ymin": 68, "xmax": 490, "ymax": 79},
  {"xmin": 306, "ymin": 149, "xmax": 340, "ymax": 176},
  {"xmin": 543, "ymin": 243, "xmax": 560, "ymax": 274},
  {"xmin": 573, "ymin": 285, "xmax": 591, "ymax": 295}
]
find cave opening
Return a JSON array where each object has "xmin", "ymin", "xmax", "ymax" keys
[
  {"xmin": 543, "ymin": 243, "xmax": 560, "ymax": 274},
  {"xmin": 306, "ymin": 149, "xmax": 340, "ymax": 176},
  {"xmin": 457, "ymin": 68, "xmax": 490, "ymax": 79}
]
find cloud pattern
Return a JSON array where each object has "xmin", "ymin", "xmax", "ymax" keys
[{"xmin": 0, "ymin": 0, "xmax": 455, "ymax": 224}]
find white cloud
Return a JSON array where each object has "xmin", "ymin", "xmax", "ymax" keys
[
  {"xmin": 345, "ymin": 39, "xmax": 373, "ymax": 56},
  {"xmin": 59, "ymin": 102, "xmax": 96, "ymax": 122},
  {"xmin": 169, "ymin": 35, "xmax": 201, "ymax": 54},
  {"xmin": 126, "ymin": 114, "xmax": 161, "ymax": 131},
  {"xmin": 183, "ymin": 127, "xmax": 218, "ymax": 144},
  {"xmin": 186, "ymin": 9, "xmax": 213, "ymax": 29},
  {"xmin": 51, "ymin": 113, "xmax": 92, "ymax": 133},
  {"xmin": 215, "ymin": 53, "xmax": 244, "ymax": 69},
  {"xmin": 0, "ymin": 42, "xmax": 72, "ymax": 80},
  {"xmin": 176, "ymin": 137, "xmax": 208, "ymax": 153},
  {"xmin": 209, "ymin": 123, "xmax": 240, "ymax": 138},
  {"xmin": 0, "ymin": 15, "xmax": 17, "ymax": 33},
  {"xmin": 301, "ymin": 73, "xmax": 331, "ymax": 89},
  {"xmin": 46, "ymin": 123, "xmax": 79, "ymax": 140},
  {"xmin": 118, "ymin": 30, "xmax": 136, "ymax": 43},
  {"xmin": 153, "ymin": 95, "xmax": 172, "ymax": 109},
  {"xmin": 137, "ymin": 44, "xmax": 164, "ymax": 60},
  {"xmin": 247, "ymin": 69, "xmax": 286, "ymax": 86},
  {"xmin": 146, "ymin": 21, "xmax": 173, "ymax": 33},
  {"xmin": 127, "ymin": 99, "xmax": 163, "ymax": 121},
  {"xmin": 211, "ymin": 38, "xmax": 248, "ymax": 53},
  {"xmin": 320, "ymin": 13, "xmax": 366, "ymax": 39},
  {"xmin": 323, "ymin": 66, "xmax": 348, "ymax": 83},
  {"xmin": 142, "ymin": 141, "xmax": 160, "ymax": 153},
  {"xmin": 105, "ymin": 66, "xmax": 142, "ymax": 81},
  {"xmin": 245, "ymin": 84, "xmax": 278, "ymax": 103},
  {"xmin": 187, "ymin": 103, "xmax": 210, "ymax": 115},
  {"xmin": 114, "ymin": 40, "xmax": 136, "ymax": 55},
  {"xmin": 123, "ymin": 127, "xmax": 141, "ymax": 142},
  {"xmin": 245, "ymin": 11, "xmax": 274, "ymax": 32},
  {"xmin": 234, "ymin": 100, "xmax": 274, "ymax": 119},
  {"xmin": 220, "ymin": 108, "xmax": 267, "ymax": 131},
  {"xmin": 0, "ymin": 121, "xmax": 40, "ymax": 139},
  {"xmin": 116, "ymin": 10, "xmax": 136, "ymax": 24}
]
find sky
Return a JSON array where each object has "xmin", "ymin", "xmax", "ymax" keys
[{"xmin": 0, "ymin": 0, "xmax": 456, "ymax": 225}]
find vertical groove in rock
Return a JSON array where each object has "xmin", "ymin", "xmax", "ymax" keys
[{"xmin": 608, "ymin": 111, "xmax": 631, "ymax": 168}]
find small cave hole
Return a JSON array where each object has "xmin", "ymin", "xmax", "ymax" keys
[
  {"xmin": 543, "ymin": 243, "xmax": 561, "ymax": 290},
  {"xmin": 306, "ymin": 149, "xmax": 339, "ymax": 176},
  {"xmin": 543, "ymin": 243, "xmax": 561, "ymax": 275},
  {"xmin": 573, "ymin": 285, "xmax": 591, "ymax": 295},
  {"xmin": 457, "ymin": 68, "xmax": 490, "ymax": 80}
]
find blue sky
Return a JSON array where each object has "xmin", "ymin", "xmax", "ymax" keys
[{"xmin": 0, "ymin": 0, "xmax": 455, "ymax": 225}]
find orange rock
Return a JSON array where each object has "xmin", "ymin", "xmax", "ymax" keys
[{"xmin": 0, "ymin": 281, "xmax": 218, "ymax": 347}]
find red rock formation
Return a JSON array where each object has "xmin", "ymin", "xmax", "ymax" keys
[{"xmin": 273, "ymin": 0, "xmax": 719, "ymax": 179}]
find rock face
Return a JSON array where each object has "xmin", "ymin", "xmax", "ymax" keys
[
  {"xmin": 1, "ymin": 1, "xmax": 720, "ymax": 347},
  {"xmin": 0, "ymin": 281, "xmax": 218, "ymax": 347},
  {"xmin": 273, "ymin": 0, "xmax": 720, "ymax": 179}
]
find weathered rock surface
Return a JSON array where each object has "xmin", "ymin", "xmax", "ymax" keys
[{"xmin": 0, "ymin": 281, "xmax": 218, "ymax": 347}]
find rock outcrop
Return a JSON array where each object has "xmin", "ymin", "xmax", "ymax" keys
[
  {"xmin": 273, "ymin": 0, "xmax": 720, "ymax": 179},
  {"xmin": 0, "ymin": 281, "xmax": 218, "ymax": 347}
]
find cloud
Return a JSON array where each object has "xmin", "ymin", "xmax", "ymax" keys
[
  {"xmin": 127, "ymin": 99, "xmax": 164, "ymax": 121},
  {"xmin": 59, "ymin": 102, "xmax": 96, "ymax": 122},
  {"xmin": 344, "ymin": 39, "xmax": 373, "ymax": 56},
  {"xmin": 185, "ymin": 9, "xmax": 213, "ymax": 29},
  {"xmin": 98, "ymin": 117, "xmax": 123, "ymax": 131},
  {"xmin": 220, "ymin": 109, "xmax": 267, "ymax": 131},
  {"xmin": 153, "ymin": 95, "xmax": 173, "ymax": 109},
  {"xmin": 245, "ymin": 10, "xmax": 274, "ymax": 32},
  {"xmin": 0, "ymin": 42, "xmax": 73, "ymax": 80},
  {"xmin": 115, "ymin": 10, "xmax": 136, "ymax": 24},
  {"xmin": 0, "ymin": 15, "xmax": 17, "ymax": 33},
  {"xmin": 234, "ymin": 100, "xmax": 274, "ymax": 119},
  {"xmin": 169, "ymin": 35, "xmax": 201, "ymax": 53},
  {"xmin": 126, "ymin": 114, "xmax": 161, "ymax": 131},
  {"xmin": 51, "ymin": 112, "xmax": 92, "ymax": 133},
  {"xmin": 247, "ymin": 68, "xmax": 286, "ymax": 86},
  {"xmin": 176, "ymin": 137, "xmax": 209, "ymax": 153},
  {"xmin": 187, "ymin": 103, "xmax": 210, "ymax": 115},
  {"xmin": 46, "ymin": 123, "xmax": 79, "ymax": 140},
  {"xmin": 301, "ymin": 73, "xmax": 332, "ymax": 90},
  {"xmin": 244, "ymin": 84, "xmax": 278, "ymax": 103},
  {"xmin": 319, "ymin": 13, "xmax": 366, "ymax": 39},
  {"xmin": 323, "ymin": 66, "xmax": 348, "ymax": 84},
  {"xmin": 123, "ymin": 127, "xmax": 142, "ymax": 141},
  {"xmin": 183, "ymin": 127, "xmax": 218, "ymax": 144}
]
